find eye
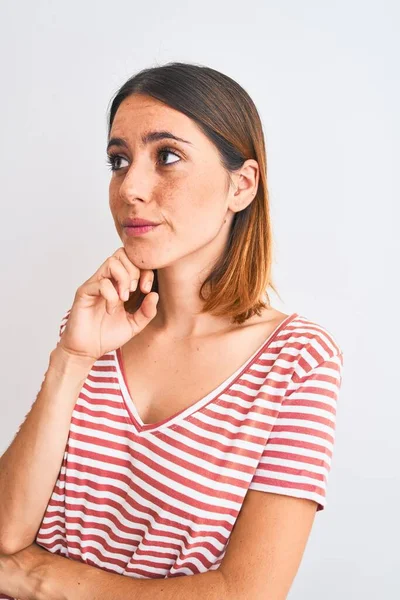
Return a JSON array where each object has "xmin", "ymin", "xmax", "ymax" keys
[
  {"xmin": 156, "ymin": 146, "xmax": 181, "ymax": 167},
  {"xmin": 106, "ymin": 154, "xmax": 129, "ymax": 172},
  {"xmin": 106, "ymin": 146, "xmax": 181, "ymax": 172}
]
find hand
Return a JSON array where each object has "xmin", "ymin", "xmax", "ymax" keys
[
  {"xmin": 0, "ymin": 542, "xmax": 48, "ymax": 600},
  {"xmin": 56, "ymin": 246, "xmax": 159, "ymax": 363}
]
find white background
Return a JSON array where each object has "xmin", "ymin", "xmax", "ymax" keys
[{"xmin": 0, "ymin": 1, "xmax": 398, "ymax": 597}]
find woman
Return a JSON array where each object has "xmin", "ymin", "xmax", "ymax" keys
[{"xmin": 0, "ymin": 62, "xmax": 344, "ymax": 599}]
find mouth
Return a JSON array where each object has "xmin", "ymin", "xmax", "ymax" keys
[
  {"xmin": 122, "ymin": 217, "xmax": 161, "ymax": 227},
  {"xmin": 123, "ymin": 224, "xmax": 161, "ymax": 237}
]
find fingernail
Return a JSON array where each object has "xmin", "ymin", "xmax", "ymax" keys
[
  {"xmin": 130, "ymin": 280, "xmax": 138, "ymax": 292},
  {"xmin": 144, "ymin": 281, "xmax": 152, "ymax": 292},
  {"xmin": 123, "ymin": 289, "xmax": 130, "ymax": 301}
]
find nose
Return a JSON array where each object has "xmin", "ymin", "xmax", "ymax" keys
[{"xmin": 118, "ymin": 158, "xmax": 153, "ymax": 204}]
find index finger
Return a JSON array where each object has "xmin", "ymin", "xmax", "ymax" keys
[{"xmin": 113, "ymin": 247, "xmax": 155, "ymax": 293}]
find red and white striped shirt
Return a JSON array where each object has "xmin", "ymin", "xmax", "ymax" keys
[{"xmin": 1, "ymin": 311, "xmax": 343, "ymax": 596}]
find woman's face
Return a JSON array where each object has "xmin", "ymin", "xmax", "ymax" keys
[{"xmin": 108, "ymin": 93, "xmax": 238, "ymax": 270}]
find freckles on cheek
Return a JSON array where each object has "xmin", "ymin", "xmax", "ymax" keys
[
  {"xmin": 109, "ymin": 183, "xmax": 118, "ymax": 205},
  {"xmin": 157, "ymin": 177, "xmax": 187, "ymax": 208}
]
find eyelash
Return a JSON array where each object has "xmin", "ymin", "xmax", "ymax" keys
[{"xmin": 106, "ymin": 146, "xmax": 181, "ymax": 172}]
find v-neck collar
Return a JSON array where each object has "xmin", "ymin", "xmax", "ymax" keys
[{"xmin": 114, "ymin": 312, "xmax": 298, "ymax": 434}]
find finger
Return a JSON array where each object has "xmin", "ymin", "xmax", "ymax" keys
[
  {"xmin": 82, "ymin": 278, "xmax": 119, "ymax": 315},
  {"xmin": 113, "ymin": 250, "xmax": 141, "ymax": 292},
  {"xmin": 99, "ymin": 278, "xmax": 120, "ymax": 314},
  {"xmin": 139, "ymin": 269, "xmax": 155, "ymax": 294},
  {"xmin": 87, "ymin": 248, "xmax": 138, "ymax": 294},
  {"xmin": 113, "ymin": 247, "xmax": 155, "ymax": 293},
  {"xmin": 87, "ymin": 256, "xmax": 131, "ymax": 303},
  {"xmin": 112, "ymin": 247, "xmax": 141, "ymax": 290},
  {"xmin": 105, "ymin": 256, "xmax": 133, "ymax": 302},
  {"xmin": 126, "ymin": 292, "xmax": 159, "ymax": 334}
]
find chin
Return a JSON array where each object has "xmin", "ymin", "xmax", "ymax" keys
[{"xmin": 122, "ymin": 246, "xmax": 168, "ymax": 271}]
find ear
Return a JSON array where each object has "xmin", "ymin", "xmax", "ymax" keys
[{"xmin": 228, "ymin": 159, "xmax": 260, "ymax": 213}]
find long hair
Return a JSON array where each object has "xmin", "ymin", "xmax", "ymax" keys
[{"xmin": 106, "ymin": 61, "xmax": 281, "ymax": 325}]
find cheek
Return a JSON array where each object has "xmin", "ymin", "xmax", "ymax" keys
[
  {"xmin": 163, "ymin": 172, "xmax": 219, "ymax": 210},
  {"xmin": 154, "ymin": 176, "xmax": 189, "ymax": 215},
  {"xmin": 108, "ymin": 180, "xmax": 119, "ymax": 208},
  {"xmin": 190, "ymin": 178, "xmax": 226, "ymax": 218}
]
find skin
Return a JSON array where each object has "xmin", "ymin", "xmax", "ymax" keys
[{"xmin": 107, "ymin": 93, "xmax": 262, "ymax": 340}]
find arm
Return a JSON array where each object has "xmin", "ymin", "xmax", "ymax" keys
[
  {"xmin": 1, "ymin": 493, "xmax": 316, "ymax": 600},
  {"xmin": 44, "ymin": 559, "xmax": 228, "ymax": 600},
  {"xmin": 219, "ymin": 491, "xmax": 318, "ymax": 600},
  {"xmin": 0, "ymin": 346, "xmax": 93, "ymax": 555},
  {"xmin": 42, "ymin": 493, "xmax": 315, "ymax": 600},
  {"xmin": 0, "ymin": 543, "xmax": 229, "ymax": 600}
]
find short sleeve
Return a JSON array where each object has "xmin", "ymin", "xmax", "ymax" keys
[{"xmin": 248, "ymin": 351, "xmax": 344, "ymax": 512}]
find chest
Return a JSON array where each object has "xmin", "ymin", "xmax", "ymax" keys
[{"xmin": 118, "ymin": 312, "xmax": 287, "ymax": 426}]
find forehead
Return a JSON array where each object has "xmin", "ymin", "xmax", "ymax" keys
[{"xmin": 110, "ymin": 94, "xmax": 199, "ymax": 140}]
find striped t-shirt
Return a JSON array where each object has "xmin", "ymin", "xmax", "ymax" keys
[{"xmin": 1, "ymin": 310, "xmax": 343, "ymax": 596}]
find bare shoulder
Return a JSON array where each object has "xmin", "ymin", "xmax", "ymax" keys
[
  {"xmin": 242, "ymin": 307, "xmax": 292, "ymax": 332},
  {"xmin": 221, "ymin": 306, "xmax": 293, "ymax": 355}
]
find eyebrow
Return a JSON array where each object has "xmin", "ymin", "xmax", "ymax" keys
[{"xmin": 106, "ymin": 130, "xmax": 193, "ymax": 152}]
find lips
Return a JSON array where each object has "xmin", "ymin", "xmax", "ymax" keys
[
  {"xmin": 123, "ymin": 222, "xmax": 161, "ymax": 237},
  {"xmin": 123, "ymin": 217, "xmax": 160, "ymax": 227}
]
